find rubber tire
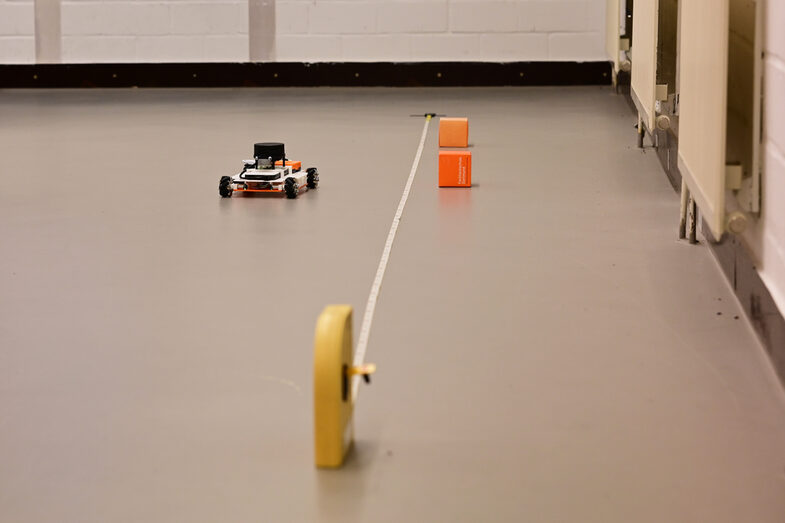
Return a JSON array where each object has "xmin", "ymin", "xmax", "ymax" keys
[
  {"xmin": 284, "ymin": 177, "xmax": 299, "ymax": 199},
  {"xmin": 219, "ymin": 176, "xmax": 233, "ymax": 198},
  {"xmin": 306, "ymin": 167, "xmax": 319, "ymax": 189}
]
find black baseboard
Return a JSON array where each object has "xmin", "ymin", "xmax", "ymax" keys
[
  {"xmin": 708, "ymin": 229, "xmax": 785, "ymax": 383},
  {"xmin": 623, "ymin": 95, "xmax": 785, "ymax": 384},
  {"xmin": 652, "ymin": 127, "xmax": 681, "ymax": 191},
  {"xmin": 616, "ymin": 69, "xmax": 631, "ymax": 87},
  {"xmin": 0, "ymin": 61, "xmax": 611, "ymax": 88}
]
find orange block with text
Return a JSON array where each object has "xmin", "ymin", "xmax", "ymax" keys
[
  {"xmin": 439, "ymin": 150, "xmax": 472, "ymax": 187},
  {"xmin": 439, "ymin": 117, "xmax": 469, "ymax": 147}
]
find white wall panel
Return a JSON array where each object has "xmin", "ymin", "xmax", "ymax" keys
[
  {"xmin": 605, "ymin": 0, "xmax": 621, "ymax": 72},
  {"xmin": 677, "ymin": 0, "xmax": 729, "ymax": 240},
  {"xmin": 631, "ymin": 0, "xmax": 657, "ymax": 132},
  {"xmin": 741, "ymin": 0, "xmax": 785, "ymax": 316}
]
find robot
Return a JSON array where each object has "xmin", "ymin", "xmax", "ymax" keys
[{"xmin": 219, "ymin": 142, "xmax": 318, "ymax": 199}]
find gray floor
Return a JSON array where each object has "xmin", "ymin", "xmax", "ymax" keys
[{"xmin": 1, "ymin": 87, "xmax": 784, "ymax": 522}]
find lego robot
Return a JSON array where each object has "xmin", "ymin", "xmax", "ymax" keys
[{"xmin": 219, "ymin": 142, "xmax": 319, "ymax": 199}]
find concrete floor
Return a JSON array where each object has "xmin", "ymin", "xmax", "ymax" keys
[{"xmin": 1, "ymin": 87, "xmax": 784, "ymax": 522}]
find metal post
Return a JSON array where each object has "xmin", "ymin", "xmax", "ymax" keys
[
  {"xmin": 637, "ymin": 114, "xmax": 645, "ymax": 148},
  {"xmin": 688, "ymin": 196, "xmax": 698, "ymax": 244},
  {"xmin": 679, "ymin": 180, "xmax": 688, "ymax": 239}
]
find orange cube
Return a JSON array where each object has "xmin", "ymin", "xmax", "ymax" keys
[
  {"xmin": 439, "ymin": 117, "xmax": 469, "ymax": 147},
  {"xmin": 439, "ymin": 150, "xmax": 472, "ymax": 187}
]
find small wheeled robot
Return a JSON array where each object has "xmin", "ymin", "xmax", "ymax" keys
[{"xmin": 219, "ymin": 142, "xmax": 319, "ymax": 199}]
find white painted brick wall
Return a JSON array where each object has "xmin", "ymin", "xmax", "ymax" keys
[
  {"xmin": 342, "ymin": 34, "xmax": 411, "ymax": 61},
  {"xmin": 271, "ymin": 0, "xmax": 606, "ymax": 62},
  {"xmin": 308, "ymin": 2, "xmax": 376, "ymax": 35},
  {"xmin": 61, "ymin": 2, "xmax": 171, "ymax": 37},
  {"xmin": 531, "ymin": 0, "xmax": 588, "ymax": 32},
  {"xmin": 410, "ymin": 33, "xmax": 481, "ymax": 61},
  {"xmin": 0, "ymin": 0, "xmax": 35, "ymax": 63},
  {"xmin": 0, "ymin": 0, "xmax": 34, "ymax": 35},
  {"xmin": 0, "ymin": 0, "xmax": 607, "ymax": 63},
  {"xmin": 479, "ymin": 33, "xmax": 547, "ymax": 61},
  {"xmin": 276, "ymin": 1, "xmax": 308, "ymax": 35},
  {"xmin": 59, "ymin": 0, "xmax": 248, "ymax": 63},
  {"xmin": 548, "ymin": 32, "xmax": 603, "ymax": 60},
  {"xmin": 170, "ymin": 2, "xmax": 247, "ymax": 35},
  {"xmin": 203, "ymin": 34, "xmax": 248, "ymax": 61},
  {"xmin": 275, "ymin": 34, "xmax": 341, "ymax": 62},
  {"xmin": 449, "ymin": 1, "xmax": 520, "ymax": 33},
  {"xmin": 378, "ymin": 2, "xmax": 448, "ymax": 34},
  {"xmin": 0, "ymin": 35, "xmax": 35, "ymax": 63},
  {"xmin": 62, "ymin": 36, "xmax": 136, "ymax": 63},
  {"xmin": 273, "ymin": 0, "xmax": 606, "ymax": 62}
]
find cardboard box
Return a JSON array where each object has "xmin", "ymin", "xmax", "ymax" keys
[
  {"xmin": 439, "ymin": 150, "xmax": 472, "ymax": 187},
  {"xmin": 439, "ymin": 117, "xmax": 469, "ymax": 147}
]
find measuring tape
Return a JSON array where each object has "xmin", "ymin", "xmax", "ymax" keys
[
  {"xmin": 352, "ymin": 115, "xmax": 432, "ymax": 398},
  {"xmin": 313, "ymin": 115, "xmax": 433, "ymax": 468}
]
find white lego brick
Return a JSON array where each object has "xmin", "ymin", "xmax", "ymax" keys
[
  {"xmin": 308, "ymin": 2, "xmax": 376, "ymax": 35},
  {"xmin": 0, "ymin": 2, "xmax": 34, "ymax": 36},
  {"xmin": 171, "ymin": 2, "xmax": 247, "ymax": 35},
  {"xmin": 0, "ymin": 35, "xmax": 34, "ymax": 63},
  {"xmin": 341, "ymin": 34, "xmax": 411, "ymax": 61},
  {"xmin": 135, "ymin": 35, "xmax": 204, "ymax": 62},
  {"xmin": 410, "ymin": 34, "xmax": 482, "ymax": 61},
  {"xmin": 204, "ymin": 34, "xmax": 249, "ymax": 61},
  {"xmin": 532, "ymin": 1, "xmax": 588, "ymax": 32},
  {"xmin": 548, "ymin": 32, "xmax": 603, "ymax": 60},
  {"xmin": 62, "ymin": 2, "xmax": 170, "ymax": 36},
  {"xmin": 62, "ymin": 35, "xmax": 136, "ymax": 62},
  {"xmin": 276, "ymin": 1, "xmax": 309, "ymax": 35},
  {"xmin": 480, "ymin": 33, "xmax": 548, "ymax": 61},
  {"xmin": 275, "ymin": 34, "xmax": 341, "ymax": 62},
  {"xmin": 449, "ymin": 1, "xmax": 518, "ymax": 33},
  {"xmin": 377, "ymin": 1, "xmax": 447, "ymax": 34}
]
